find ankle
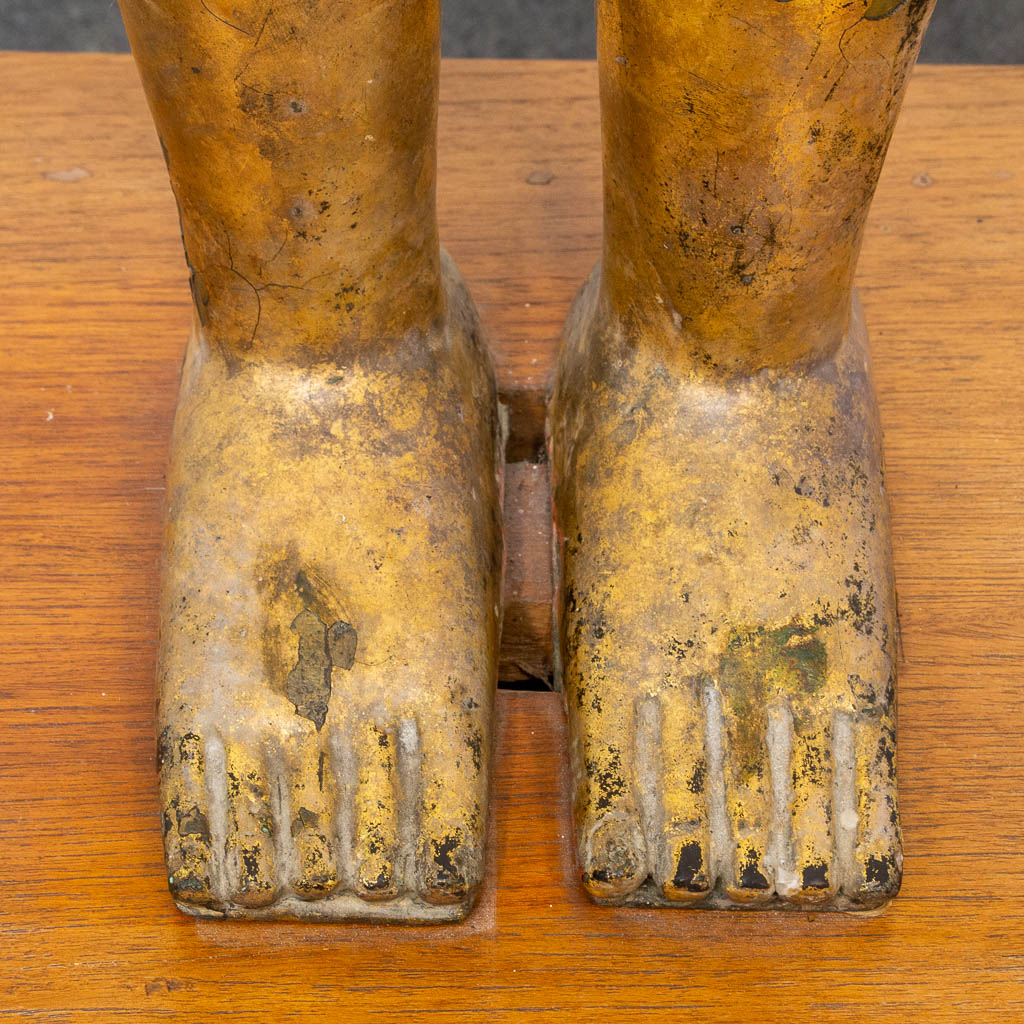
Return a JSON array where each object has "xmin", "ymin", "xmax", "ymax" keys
[{"xmin": 598, "ymin": 260, "xmax": 852, "ymax": 376}]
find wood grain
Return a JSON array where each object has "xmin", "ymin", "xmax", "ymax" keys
[{"xmin": 0, "ymin": 54, "xmax": 1022, "ymax": 1021}]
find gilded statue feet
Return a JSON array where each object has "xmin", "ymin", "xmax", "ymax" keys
[
  {"xmin": 157, "ymin": 261, "xmax": 503, "ymax": 921},
  {"xmin": 550, "ymin": 273, "xmax": 901, "ymax": 911}
]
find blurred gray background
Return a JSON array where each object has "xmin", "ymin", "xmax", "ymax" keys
[{"xmin": 1, "ymin": 0, "xmax": 1022, "ymax": 61}]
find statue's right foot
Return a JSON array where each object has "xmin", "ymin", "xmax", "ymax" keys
[{"xmin": 158, "ymin": 261, "xmax": 503, "ymax": 922}]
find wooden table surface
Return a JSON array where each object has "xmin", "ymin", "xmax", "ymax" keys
[{"xmin": 1, "ymin": 54, "xmax": 1023, "ymax": 1022}]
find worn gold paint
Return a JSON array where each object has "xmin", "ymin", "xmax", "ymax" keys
[
  {"xmin": 122, "ymin": 0, "xmax": 443, "ymax": 364},
  {"xmin": 127, "ymin": 0, "xmax": 503, "ymax": 921},
  {"xmin": 551, "ymin": 0, "xmax": 934, "ymax": 910},
  {"xmin": 599, "ymin": 0, "xmax": 934, "ymax": 375}
]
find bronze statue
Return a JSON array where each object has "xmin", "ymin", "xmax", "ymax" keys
[{"xmin": 120, "ymin": 0, "xmax": 934, "ymax": 920}]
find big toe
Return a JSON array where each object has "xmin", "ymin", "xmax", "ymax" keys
[{"xmin": 581, "ymin": 816, "xmax": 647, "ymax": 900}]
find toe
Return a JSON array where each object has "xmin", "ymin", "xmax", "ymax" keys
[
  {"xmin": 783, "ymin": 704, "xmax": 838, "ymax": 905},
  {"xmin": 653, "ymin": 682, "xmax": 712, "ymax": 902},
  {"xmin": 159, "ymin": 726, "xmax": 216, "ymax": 907},
  {"xmin": 421, "ymin": 828, "xmax": 477, "ymax": 905},
  {"xmin": 224, "ymin": 740, "xmax": 277, "ymax": 908},
  {"xmin": 566, "ymin": 669, "xmax": 648, "ymax": 902},
  {"xmin": 729, "ymin": 842, "xmax": 773, "ymax": 901},
  {"xmin": 837, "ymin": 711, "xmax": 902, "ymax": 908},
  {"xmin": 158, "ymin": 729, "xmax": 215, "ymax": 905},
  {"xmin": 352, "ymin": 721, "xmax": 399, "ymax": 900},
  {"xmin": 719, "ymin": 690, "xmax": 774, "ymax": 903},
  {"xmin": 417, "ymin": 708, "xmax": 488, "ymax": 907},
  {"xmin": 581, "ymin": 816, "xmax": 647, "ymax": 899},
  {"xmin": 285, "ymin": 732, "xmax": 338, "ymax": 899},
  {"xmin": 293, "ymin": 819, "xmax": 336, "ymax": 898}
]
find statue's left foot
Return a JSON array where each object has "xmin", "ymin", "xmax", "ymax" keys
[{"xmin": 550, "ymin": 279, "xmax": 902, "ymax": 911}]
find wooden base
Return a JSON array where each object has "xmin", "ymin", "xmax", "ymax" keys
[{"xmin": 1, "ymin": 54, "xmax": 1023, "ymax": 1020}]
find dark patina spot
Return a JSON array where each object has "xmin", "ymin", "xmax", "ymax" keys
[
  {"xmin": 672, "ymin": 841, "xmax": 708, "ymax": 893},
  {"xmin": 327, "ymin": 620, "xmax": 358, "ymax": 670},
  {"xmin": 175, "ymin": 803, "xmax": 211, "ymax": 843},
  {"xmin": 365, "ymin": 867, "xmax": 392, "ymax": 892},
  {"xmin": 802, "ymin": 861, "xmax": 829, "ymax": 891},
  {"xmin": 431, "ymin": 834, "xmax": 466, "ymax": 894},
  {"xmin": 286, "ymin": 608, "xmax": 332, "ymax": 730},
  {"xmin": 740, "ymin": 849, "xmax": 770, "ymax": 890},
  {"xmin": 285, "ymin": 609, "xmax": 358, "ymax": 730},
  {"xmin": 688, "ymin": 759, "xmax": 707, "ymax": 795},
  {"xmin": 866, "ymin": 853, "xmax": 892, "ymax": 886}
]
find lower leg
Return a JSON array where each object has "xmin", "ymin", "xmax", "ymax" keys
[
  {"xmin": 121, "ymin": 0, "xmax": 444, "ymax": 362},
  {"xmin": 598, "ymin": 0, "xmax": 935, "ymax": 373}
]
